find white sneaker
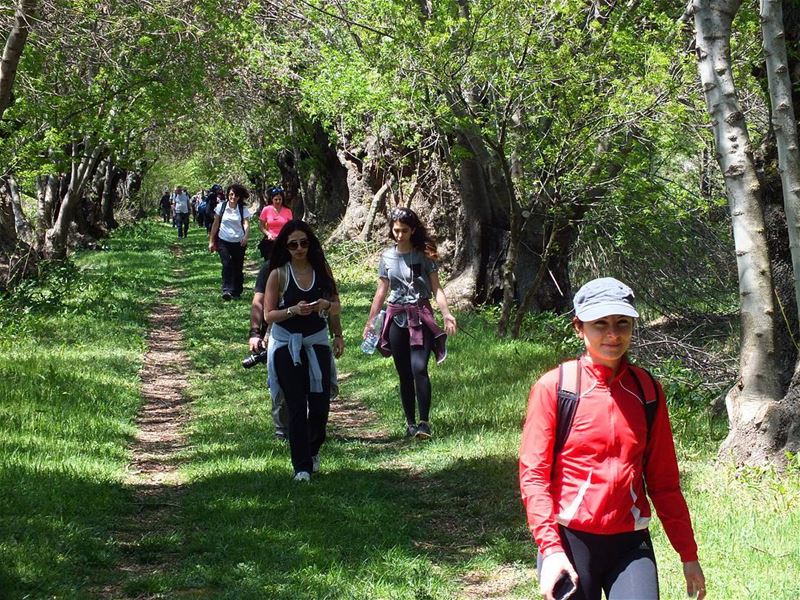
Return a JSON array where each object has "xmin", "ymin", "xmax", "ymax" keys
[
  {"xmin": 312, "ymin": 454, "xmax": 320, "ymax": 473},
  {"xmin": 293, "ymin": 471, "xmax": 311, "ymax": 482}
]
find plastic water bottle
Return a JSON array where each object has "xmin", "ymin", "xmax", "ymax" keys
[{"xmin": 360, "ymin": 310, "xmax": 385, "ymax": 354}]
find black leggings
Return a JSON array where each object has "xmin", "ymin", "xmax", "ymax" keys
[
  {"xmin": 217, "ymin": 239, "xmax": 245, "ymax": 296},
  {"xmin": 274, "ymin": 344, "xmax": 332, "ymax": 474},
  {"xmin": 388, "ymin": 321, "xmax": 432, "ymax": 424},
  {"xmin": 537, "ymin": 527, "xmax": 659, "ymax": 600}
]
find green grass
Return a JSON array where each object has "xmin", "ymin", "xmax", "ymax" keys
[
  {"xmin": 0, "ymin": 221, "xmax": 174, "ymax": 597},
  {"xmin": 1, "ymin": 221, "xmax": 799, "ymax": 598}
]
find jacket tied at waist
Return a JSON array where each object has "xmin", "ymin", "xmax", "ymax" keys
[
  {"xmin": 268, "ymin": 324, "xmax": 338, "ymax": 399},
  {"xmin": 377, "ymin": 300, "xmax": 448, "ymax": 364}
]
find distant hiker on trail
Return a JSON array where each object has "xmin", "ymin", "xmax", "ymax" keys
[
  {"xmin": 257, "ymin": 186, "xmax": 292, "ymax": 262},
  {"xmin": 363, "ymin": 206, "xmax": 457, "ymax": 441},
  {"xmin": 203, "ymin": 184, "xmax": 224, "ymax": 233},
  {"xmin": 208, "ymin": 184, "xmax": 251, "ymax": 301},
  {"xmin": 519, "ymin": 278, "xmax": 706, "ymax": 600},
  {"xmin": 172, "ymin": 186, "xmax": 191, "ymax": 238},
  {"xmin": 262, "ymin": 220, "xmax": 343, "ymax": 482},
  {"xmin": 159, "ymin": 191, "xmax": 171, "ymax": 223}
]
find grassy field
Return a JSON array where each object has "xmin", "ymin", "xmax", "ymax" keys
[{"xmin": 1, "ymin": 220, "xmax": 799, "ymax": 598}]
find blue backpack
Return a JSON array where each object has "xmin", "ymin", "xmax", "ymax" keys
[{"xmin": 196, "ymin": 201, "xmax": 207, "ymax": 225}]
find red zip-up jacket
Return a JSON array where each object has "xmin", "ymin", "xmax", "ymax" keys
[{"xmin": 519, "ymin": 356, "xmax": 699, "ymax": 562}]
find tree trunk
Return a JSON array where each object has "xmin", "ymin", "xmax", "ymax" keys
[
  {"xmin": 35, "ymin": 174, "xmax": 59, "ymax": 250},
  {"xmin": 4, "ymin": 175, "xmax": 33, "ymax": 245},
  {"xmin": 101, "ymin": 160, "xmax": 121, "ymax": 230},
  {"xmin": 360, "ymin": 175, "xmax": 394, "ymax": 241},
  {"xmin": 328, "ymin": 135, "xmax": 382, "ymax": 242},
  {"xmin": 443, "ymin": 121, "xmax": 509, "ymax": 306},
  {"xmin": 45, "ymin": 139, "xmax": 104, "ymax": 259},
  {"xmin": 0, "ymin": 0, "xmax": 36, "ymax": 121},
  {"xmin": 762, "ymin": 0, "xmax": 800, "ymax": 314},
  {"xmin": 0, "ymin": 187, "xmax": 18, "ymax": 254},
  {"xmin": 310, "ymin": 122, "xmax": 349, "ymax": 223},
  {"xmin": 692, "ymin": 0, "xmax": 783, "ymax": 465},
  {"xmin": 277, "ymin": 148, "xmax": 305, "ymax": 221}
]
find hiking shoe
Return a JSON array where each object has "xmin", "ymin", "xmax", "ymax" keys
[
  {"xmin": 415, "ymin": 421, "xmax": 432, "ymax": 440},
  {"xmin": 293, "ymin": 471, "xmax": 311, "ymax": 482},
  {"xmin": 405, "ymin": 423, "xmax": 418, "ymax": 438},
  {"xmin": 222, "ymin": 291, "xmax": 232, "ymax": 301},
  {"xmin": 312, "ymin": 454, "xmax": 320, "ymax": 473}
]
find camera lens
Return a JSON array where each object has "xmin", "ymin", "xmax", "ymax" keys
[{"xmin": 242, "ymin": 349, "xmax": 270, "ymax": 369}]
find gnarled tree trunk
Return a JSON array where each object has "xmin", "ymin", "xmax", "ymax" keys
[{"xmin": 45, "ymin": 139, "xmax": 104, "ymax": 259}]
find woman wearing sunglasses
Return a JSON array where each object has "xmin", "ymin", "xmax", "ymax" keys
[
  {"xmin": 363, "ymin": 207, "xmax": 457, "ymax": 440},
  {"xmin": 262, "ymin": 220, "xmax": 343, "ymax": 481},
  {"xmin": 258, "ymin": 186, "xmax": 292, "ymax": 261}
]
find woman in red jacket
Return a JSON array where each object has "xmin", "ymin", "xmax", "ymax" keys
[{"xmin": 519, "ymin": 277, "xmax": 706, "ymax": 600}]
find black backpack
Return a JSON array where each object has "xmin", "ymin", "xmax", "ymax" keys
[
  {"xmin": 204, "ymin": 193, "xmax": 218, "ymax": 228},
  {"xmin": 553, "ymin": 359, "xmax": 660, "ymax": 464}
]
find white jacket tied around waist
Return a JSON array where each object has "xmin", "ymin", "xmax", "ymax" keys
[{"xmin": 267, "ymin": 323, "xmax": 337, "ymax": 400}]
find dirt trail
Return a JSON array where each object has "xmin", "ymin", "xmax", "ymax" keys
[{"xmin": 98, "ymin": 267, "xmax": 191, "ymax": 598}]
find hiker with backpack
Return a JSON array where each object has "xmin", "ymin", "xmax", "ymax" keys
[
  {"xmin": 519, "ymin": 278, "xmax": 706, "ymax": 600},
  {"xmin": 261, "ymin": 220, "xmax": 342, "ymax": 482},
  {"xmin": 208, "ymin": 183, "xmax": 251, "ymax": 300},
  {"xmin": 203, "ymin": 184, "xmax": 224, "ymax": 232}
]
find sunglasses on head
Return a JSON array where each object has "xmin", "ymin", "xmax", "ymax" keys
[
  {"xmin": 391, "ymin": 207, "xmax": 411, "ymax": 220},
  {"xmin": 271, "ymin": 186, "xmax": 284, "ymax": 196},
  {"xmin": 287, "ymin": 238, "xmax": 310, "ymax": 250}
]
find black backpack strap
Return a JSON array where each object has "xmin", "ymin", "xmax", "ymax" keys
[
  {"xmin": 553, "ymin": 360, "xmax": 582, "ymax": 460},
  {"xmin": 238, "ymin": 202, "xmax": 245, "ymax": 227},
  {"xmin": 628, "ymin": 365, "xmax": 659, "ymax": 443}
]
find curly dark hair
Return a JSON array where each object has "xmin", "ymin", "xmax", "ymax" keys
[
  {"xmin": 268, "ymin": 220, "xmax": 337, "ymax": 297},
  {"xmin": 388, "ymin": 206, "xmax": 438, "ymax": 260},
  {"xmin": 226, "ymin": 183, "xmax": 250, "ymax": 204}
]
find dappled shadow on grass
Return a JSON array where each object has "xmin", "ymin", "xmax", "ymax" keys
[
  {"xmin": 117, "ymin": 442, "xmax": 531, "ymax": 598},
  {"xmin": 0, "ymin": 463, "xmax": 132, "ymax": 597},
  {"xmin": 89, "ymin": 430, "xmax": 461, "ymax": 599},
  {"xmin": 407, "ymin": 454, "xmax": 531, "ymax": 566}
]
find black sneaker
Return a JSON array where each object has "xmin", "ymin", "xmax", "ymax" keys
[
  {"xmin": 415, "ymin": 421, "xmax": 432, "ymax": 440},
  {"xmin": 222, "ymin": 291, "xmax": 232, "ymax": 301},
  {"xmin": 405, "ymin": 423, "xmax": 418, "ymax": 438}
]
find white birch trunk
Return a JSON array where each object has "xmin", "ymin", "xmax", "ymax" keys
[
  {"xmin": 5, "ymin": 175, "xmax": 33, "ymax": 245},
  {"xmin": 691, "ymin": 0, "xmax": 782, "ymax": 443},
  {"xmin": 761, "ymin": 0, "xmax": 800, "ymax": 315}
]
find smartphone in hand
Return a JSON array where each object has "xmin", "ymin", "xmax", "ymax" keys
[{"xmin": 553, "ymin": 572, "xmax": 577, "ymax": 600}]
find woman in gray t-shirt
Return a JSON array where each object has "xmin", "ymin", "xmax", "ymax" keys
[{"xmin": 363, "ymin": 207, "xmax": 457, "ymax": 440}]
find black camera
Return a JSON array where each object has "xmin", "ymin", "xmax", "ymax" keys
[{"xmin": 242, "ymin": 349, "xmax": 269, "ymax": 369}]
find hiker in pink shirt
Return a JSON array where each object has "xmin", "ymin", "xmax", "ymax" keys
[{"xmin": 258, "ymin": 186, "xmax": 292, "ymax": 261}]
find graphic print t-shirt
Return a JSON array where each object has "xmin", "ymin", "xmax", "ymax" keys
[{"xmin": 378, "ymin": 247, "xmax": 437, "ymax": 305}]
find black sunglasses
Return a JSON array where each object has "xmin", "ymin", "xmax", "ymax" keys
[{"xmin": 287, "ymin": 238, "xmax": 310, "ymax": 250}]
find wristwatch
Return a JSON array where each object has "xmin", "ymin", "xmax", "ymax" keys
[{"xmin": 286, "ymin": 307, "xmax": 294, "ymax": 317}]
